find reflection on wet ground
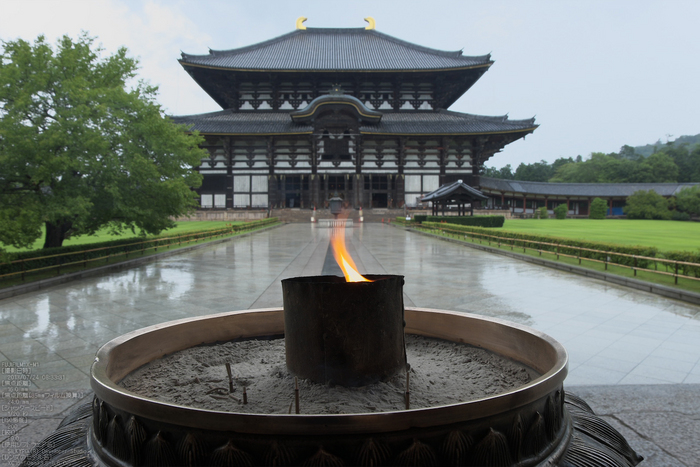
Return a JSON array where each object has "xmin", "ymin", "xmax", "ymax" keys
[{"xmin": 1, "ymin": 223, "xmax": 699, "ymax": 390}]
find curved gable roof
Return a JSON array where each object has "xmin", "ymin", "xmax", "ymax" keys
[
  {"xmin": 180, "ymin": 28, "xmax": 492, "ymax": 72},
  {"xmin": 422, "ymin": 180, "xmax": 489, "ymax": 202},
  {"xmin": 291, "ymin": 93, "xmax": 382, "ymax": 124}
]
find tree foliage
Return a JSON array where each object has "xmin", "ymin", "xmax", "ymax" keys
[
  {"xmin": 485, "ymin": 138, "xmax": 700, "ymax": 184},
  {"xmin": 675, "ymin": 185, "xmax": 700, "ymax": 216},
  {"xmin": 553, "ymin": 204, "xmax": 567, "ymax": 219},
  {"xmin": 483, "ymin": 164, "xmax": 515, "ymax": 179},
  {"xmin": 623, "ymin": 190, "xmax": 672, "ymax": 220},
  {"xmin": 589, "ymin": 198, "xmax": 608, "ymax": 219},
  {"xmin": 0, "ymin": 34, "xmax": 205, "ymax": 249}
]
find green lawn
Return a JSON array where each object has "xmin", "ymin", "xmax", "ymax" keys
[
  {"xmin": 502, "ymin": 219, "xmax": 700, "ymax": 252},
  {"xmin": 2, "ymin": 221, "xmax": 239, "ymax": 253},
  {"xmin": 416, "ymin": 225, "xmax": 700, "ymax": 294}
]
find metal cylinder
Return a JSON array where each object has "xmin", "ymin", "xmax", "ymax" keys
[{"xmin": 282, "ymin": 275, "xmax": 406, "ymax": 386}]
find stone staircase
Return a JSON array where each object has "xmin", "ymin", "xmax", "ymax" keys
[{"xmin": 271, "ymin": 208, "xmax": 429, "ymax": 223}]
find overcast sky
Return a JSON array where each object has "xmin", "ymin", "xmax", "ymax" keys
[{"xmin": 2, "ymin": 0, "xmax": 699, "ymax": 169}]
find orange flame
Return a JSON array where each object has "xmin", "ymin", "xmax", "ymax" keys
[{"xmin": 330, "ymin": 227, "xmax": 372, "ymax": 282}]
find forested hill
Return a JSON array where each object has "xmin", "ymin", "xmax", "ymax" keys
[
  {"xmin": 484, "ymin": 133, "xmax": 700, "ymax": 184},
  {"xmin": 634, "ymin": 134, "xmax": 700, "ymax": 157}
]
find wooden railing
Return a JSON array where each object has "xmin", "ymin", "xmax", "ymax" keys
[
  {"xmin": 1, "ymin": 219, "xmax": 279, "ymax": 284},
  {"xmin": 415, "ymin": 224, "xmax": 700, "ymax": 286}
]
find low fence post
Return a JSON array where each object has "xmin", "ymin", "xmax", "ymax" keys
[
  {"xmin": 84, "ymin": 252, "xmax": 87, "ymax": 269},
  {"xmin": 578, "ymin": 248, "xmax": 582, "ymax": 265},
  {"xmin": 675, "ymin": 262, "xmax": 679, "ymax": 285},
  {"xmin": 21, "ymin": 261, "xmax": 25, "ymax": 282},
  {"xmin": 633, "ymin": 257, "xmax": 637, "ymax": 276}
]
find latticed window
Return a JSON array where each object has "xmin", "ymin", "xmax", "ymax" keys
[{"xmin": 328, "ymin": 176, "xmax": 345, "ymax": 191}]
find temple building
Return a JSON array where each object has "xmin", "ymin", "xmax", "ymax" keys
[{"xmin": 174, "ymin": 18, "xmax": 537, "ymax": 211}]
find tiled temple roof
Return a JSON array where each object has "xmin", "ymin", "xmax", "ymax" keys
[
  {"xmin": 180, "ymin": 28, "xmax": 491, "ymax": 72},
  {"xmin": 361, "ymin": 111, "xmax": 536, "ymax": 135},
  {"xmin": 171, "ymin": 110, "xmax": 536, "ymax": 136},
  {"xmin": 479, "ymin": 177, "xmax": 699, "ymax": 197},
  {"xmin": 422, "ymin": 180, "xmax": 489, "ymax": 202}
]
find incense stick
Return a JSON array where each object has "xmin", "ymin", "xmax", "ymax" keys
[{"xmin": 294, "ymin": 377, "xmax": 300, "ymax": 414}]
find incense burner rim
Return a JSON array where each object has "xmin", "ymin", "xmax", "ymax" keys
[{"xmin": 90, "ymin": 307, "xmax": 567, "ymax": 435}]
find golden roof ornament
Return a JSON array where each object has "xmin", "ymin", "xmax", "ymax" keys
[
  {"xmin": 364, "ymin": 17, "xmax": 376, "ymax": 30},
  {"xmin": 296, "ymin": 17, "xmax": 307, "ymax": 30}
]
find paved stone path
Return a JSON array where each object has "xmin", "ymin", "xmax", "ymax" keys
[{"xmin": 1, "ymin": 223, "xmax": 698, "ymax": 466}]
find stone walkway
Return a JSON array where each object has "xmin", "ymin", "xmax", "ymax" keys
[{"xmin": 1, "ymin": 223, "xmax": 699, "ymax": 466}]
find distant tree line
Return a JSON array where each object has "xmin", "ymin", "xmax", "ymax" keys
[{"xmin": 483, "ymin": 140, "xmax": 700, "ymax": 184}]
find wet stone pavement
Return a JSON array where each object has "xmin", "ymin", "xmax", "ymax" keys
[{"xmin": 1, "ymin": 223, "xmax": 699, "ymax": 466}]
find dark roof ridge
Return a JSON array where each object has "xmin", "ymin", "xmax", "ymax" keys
[
  {"xmin": 182, "ymin": 30, "xmax": 301, "ymax": 60},
  {"xmin": 437, "ymin": 109, "xmax": 536, "ymax": 125},
  {"xmin": 168, "ymin": 109, "xmax": 234, "ymax": 119},
  {"xmin": 181, "ymin": 27, "xmax": 490, "ymax": 63},
  {"xmin": 363, "ymin": 29, "xmax": 483, "ymax": 60}
]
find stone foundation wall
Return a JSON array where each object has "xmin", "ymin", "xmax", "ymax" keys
[{"xmin": 174, "ymin": 210, "xmax": 268, "ymax": 222}]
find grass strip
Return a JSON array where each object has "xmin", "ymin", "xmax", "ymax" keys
[
  {"xmin": 1, "ymin": 221, "xmax": 242, "ymax": 253},
  {"xmin": 0, "ymin": 220, "xmax": 280, "ymax": 289},
  {"xmin": 412, "ymin": 225, "xmax": 700, "ymax": 295}
]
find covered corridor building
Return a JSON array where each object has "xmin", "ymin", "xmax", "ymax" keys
[{"xmin": 477, "ymin": 177, "xmax": 699, "ymax": 216}]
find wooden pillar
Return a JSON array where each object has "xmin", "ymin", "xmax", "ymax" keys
[
  {"xmin": 566, "ymin": 198, "xmax": 570, "ymax": 214},
  {"xmin": 523, "ymin": 195, "xmax": 527, "ymax": 216},
  {"xmin": 501, "ymin": 192, "xmax": 505, "ymax": 207},
  {"xmin": 609, "ymin": 198, "xmax": 613, "ymax": 217}
]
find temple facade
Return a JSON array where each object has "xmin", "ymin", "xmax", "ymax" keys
[{"xmin": 174, "ymin": 19, "xmax": 537, "ymax": 211}]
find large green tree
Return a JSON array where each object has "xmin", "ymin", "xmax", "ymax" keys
[
  {"xmin": 623, "ymin": 190, "xmax": 672, "ymax": 220},
  {"xmin": 0, "ymin": 34, "xmax": 204, "ymax": 249},
  {"xmin": 676, "ymin": 185, "xmax": 700, "ymax": 216}
]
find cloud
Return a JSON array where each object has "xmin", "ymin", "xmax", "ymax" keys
[{"xmin": 0, "ymin": 0, "xmax": 214, "ymax": 114}]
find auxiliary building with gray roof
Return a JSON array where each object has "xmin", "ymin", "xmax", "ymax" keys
[
  {"xmin": 174, "ymin": 19, "xmax": 537, "ymax": 211},
  {"xmin": 478, "ymin": 177, "xmax": 699, "ymax": 216}
]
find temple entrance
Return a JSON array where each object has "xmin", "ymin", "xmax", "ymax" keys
[
  {"xmin": 371, "ymin": 193, "xmax": 388, "ymax": 208},
  {"xmin": 364, "ymin": 175, "xmax": 392, "ymax": 208},
  {"xmin": 286, "ymin": 193, "xmax": 300, "ymax": 208}
]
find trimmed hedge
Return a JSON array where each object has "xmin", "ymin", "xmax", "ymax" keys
[
  {"xmin": 421, "ymin": 222, "xmax": 658, "ymax": 268},
  {"xmin": 664, "ymin": 251, "xmax": 700, "ymax": 277},
  {"xmin": 413, "ymin": 215, "xmax": 428, "ymax": 223},
  {"xmin": 0, "ymin": 218, "xmax": 278, "ymax": 277},
  {"xmin": 425, "ymin": 216, "xmax": 505, "ymax": 228}
]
